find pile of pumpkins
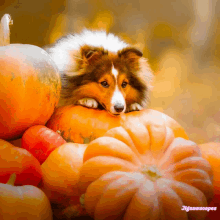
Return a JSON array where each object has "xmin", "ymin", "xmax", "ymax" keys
[{"xmin": 0, "ymin": 14, "xmax": 219, "ymax": 220}]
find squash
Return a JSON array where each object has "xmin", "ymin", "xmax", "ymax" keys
[
  {"xmin": 0, "ymin": 14, "xmax": 61, "ymax": 140},
  {"xmin": 39, "ymin": 142, "xmax": 88, "ymax": 219},
  {"xmin": 198, "ymin": 142, "xmax": 220, "ymax": 220},
  {"xmin": 46, "ymin": 105, "xmax": 188, "ymax": 144},
  {"xmin": 78, "ymin": 124, "xmax": 213, "ymax": 220},
  {"xmin": 0, "ymin": 139, "xmax": 42, "ymax": 186},
  {"xmin": 0, "ymin": 173, "xmax": 52, "ymax": 220},
  {"xmin": 22, "ymin": 125, "xmax": 66, "ymax": 164},
  {"xmin": 199, "ymin": 142, "xmax": 220, "ymax": 195}
]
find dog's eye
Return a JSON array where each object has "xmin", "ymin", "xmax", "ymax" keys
[
  {"xmin": 121, "ymin": 81, "xmax": 128, "ymax": 88},
  {"xmin": 101, "ymin": 81, "xmax": 109, "ymax": 88}
]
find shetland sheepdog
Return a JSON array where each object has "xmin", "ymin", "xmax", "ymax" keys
[{"xmin": 44, "ymin": 29, "xmax": 153, "ymax": 116}]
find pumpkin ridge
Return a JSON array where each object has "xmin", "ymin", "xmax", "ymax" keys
[
  {"xmin": 79, "ymin": 156, "xmax": 137, "ymax": 192},
  {"xmin": 169, "ymin": 180, "xmax": 208, "ymax": 219},
  {"xmin": 84, "ymin": 136, "xmax": 140, "ymax": 165},
  {"xmin": 103, "ymin": 127, "xmax": 144, "ymax": 162},
  {"xmin": 124, "ymin": 179, "xmax": 160, "ymax": 220},
  {"xmin": 122, "ymin": 117, "xmax": 150, "ymax": 155},
  {"xmin": 155, "ymin": 179, "xmax": 188, "ymax": 220},
  {"xmin": 179, "ymin": 178, "xmax": 213, "ymax": 203},
  {"xmin": 85, "ymin": 171, "xmax": 129, "ymax": 216},
  {"xmin": 94, "ymin": 174, "xmax": 145, "ymax": 220},
  {"xmin": 174, "ymin": 168, "xmax": 210, "ymax": 182},
  {"xmin": 166, "ymin": 156, "xmax": 212, "ymax": 177},
  {"xmin": 159, "ymin": 138, "xmax": 200, "ymax": 169},
  {"xmin": 159, "ymin": 126, "xmax": 175, "ymax": 156},
  {"xmin": 170, "ymin": 179, "xmax": 207, "ymax": 205}
]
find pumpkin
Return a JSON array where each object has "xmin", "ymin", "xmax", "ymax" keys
[
  {"xmin": 199, "ymin": 142, "xmax": 220, "ymax": 195},
  {"xmin": 78, "ymin": 124, "xmax": 213, "ymax": 220},
  {"xmin": 0, "ymin": 173, "xmax": 52, "ymax": 220},
  {"xmin": 39, "ymin": 142, "xmax": 88, "ymax": 218},
  {"xmin": 22, "ymin": 125, "xmax": 66, "ymax": 164},
  {"xmin": 46, "ymin": 105, "xmax": 188, "ymax": 144},
  {"xmin": 0, "ymin": 139, "xmax": 42, "ymax": 186},
  {"xmin": 0, "ymin": 14, "xmax": 61, "ymax": 140},
  {"xmin": 199, "ymin": 142, "xmax": 220, "ymax": 220}
]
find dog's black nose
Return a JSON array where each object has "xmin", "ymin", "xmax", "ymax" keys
[{"xmin": 114, "ymin": 104, "xmax": 124, "ymax": 113}]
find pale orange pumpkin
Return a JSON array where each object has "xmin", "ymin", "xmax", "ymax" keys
[
  {"xmin": 0, "ymin": 14, "xmax": 61, "ymax": 140},
  {"xmin": 78, "ymin": 124, "xmax": 213, "ymax": 220}
]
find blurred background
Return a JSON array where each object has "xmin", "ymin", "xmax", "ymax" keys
[{"xmin": 1, "ymin": 0, "xmax": 220, "ymax": 144}]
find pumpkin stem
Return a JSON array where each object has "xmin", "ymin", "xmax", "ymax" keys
[
  {"xmin": 141, "ymin": 165, "xmax": 162, "ymax": 181},
  {"xmin": 0, "ymin": 14, "xmax": 13, "ymax": 46},
  {"xmin": 7, "ymin": 173, "xmax": 16, "ymax": 185},
  {"xmin": 80, "ymin": 194, "xmax": 85, "ymax": 208}
]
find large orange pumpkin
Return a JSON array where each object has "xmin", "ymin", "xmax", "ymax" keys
[
  {"xmin": 46, "ymin": 105, "xmax": 188, "ymax": 144},
  {"xmin": 0, "ymin": 14, "xmax": 61, "ymax": 140},
  {"xmin": 78, "ymin": 124, "xmax": 213, "ymax": 220}
]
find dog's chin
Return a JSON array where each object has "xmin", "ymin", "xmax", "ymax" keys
[
  {"xmin": 107, "ymin": 111, "xmax": 122, "ymax": 117},
  {"xmin": 99, "ymin": 103, "xmax": 123, "ymax": 116}
]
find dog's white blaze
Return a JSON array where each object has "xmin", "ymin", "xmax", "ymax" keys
[{"xmin": 112, "ymin": 65, "xmax": 118, "ymax": 80}]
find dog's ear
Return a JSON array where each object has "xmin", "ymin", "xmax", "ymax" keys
[
  {"xmin": 118, "ymin": 47, "xmax": 143, "ymax": 59},
  {"xmin": 81, "ymin": 45, "xmax": 104, "ymax": 63}
]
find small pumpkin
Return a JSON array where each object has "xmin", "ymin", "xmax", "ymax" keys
[
  {"xmin": 0, "ymin": 14, "xmax": 61, "ymax": 140},
  {"xmin": 0, "ymin": 173, "xmax": 52, "ymax": 220},
  {"xmin": 78, "ymin": 124, "xmax": 213, "ymax": 220},
  {"xmin": 22, "ymin": 125, "xmax": 66, "ymax": 164},
  {"xmin": 0, "ymin": 139, "xmax": 42, "ymax": 186},
  {"xmin": 46, "ymin": 105, "xmax": 188, "ymax": 144},
  {"xmin": 39, "ymin": 142, "xmax": 88, "ymax": 218}
]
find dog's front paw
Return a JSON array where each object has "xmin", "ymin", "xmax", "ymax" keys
[
  {"xmin": 76, "ymin": 98, "xmax": 98, "ymax": 108},
  {"xmin": 127, "ymin": 103, "xmax": 143, "ymax": 112}
]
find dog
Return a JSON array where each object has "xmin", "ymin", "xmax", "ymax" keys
[{"xmin": 44, "ymin": 29, "xmax": 153, "ymax": 116}]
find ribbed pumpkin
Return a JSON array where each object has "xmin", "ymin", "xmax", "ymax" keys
[
  {"xmin": 78, "ymin": 123, "xmax": 213, "ymax": 220},
  {"xmin": 46, "ymin": 105, "xmax": 188, "ymax": 144},
  {"xmin": 0, "ymin": 14, "xmax": 61, "ymax": 140}
]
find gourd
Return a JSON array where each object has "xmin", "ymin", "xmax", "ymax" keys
[{"xmin": 0, "ymin": 14, "xmax": 61, "ymax": 140}]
